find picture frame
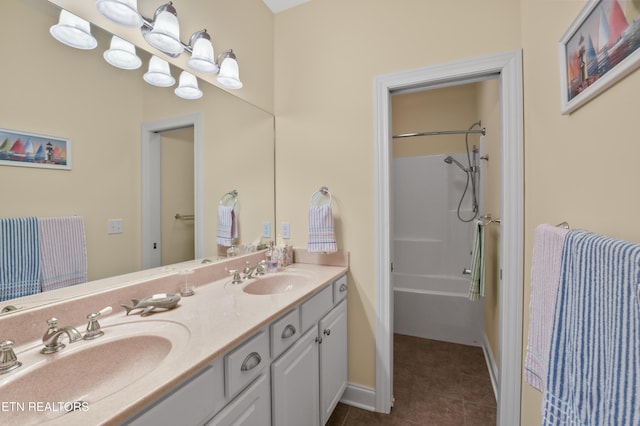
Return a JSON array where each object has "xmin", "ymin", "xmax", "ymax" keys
[
  {"xmin": 559, "ymin": 0, "xmax": 640, "ymax": 115},
  {"xmin": 0, "ymin": 128, "xmax": 71, "ymax": 170}
]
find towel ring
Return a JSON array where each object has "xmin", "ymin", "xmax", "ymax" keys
[
  {"xmin": 310, "ymin": 186, "xmax": 332, "ymax": 206},
  {"xmin": 220, "ymin": 190, "xmax": 238, "ymax": 208}
]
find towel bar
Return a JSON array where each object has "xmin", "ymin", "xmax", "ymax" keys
[{"xmin": 175, "ymin": 213, "xmax": 195, "ymax": 220}]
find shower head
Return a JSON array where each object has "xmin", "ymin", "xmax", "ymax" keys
[{"xmin": 444, "ymin": 156, "xmax": 467, "ymax": 172}]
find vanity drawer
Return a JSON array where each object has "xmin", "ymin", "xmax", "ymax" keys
[
  {"xmin": 333, "ymin": 274, "xmax": 348, "ymax": 303},
  {"xmin": 225, "ymin": 330, "xmax": 269, "ymax": 398},
  {"xmin": 271, "ymin": 308, "xmax": 300, "ymax": 359},
  {"xmin": 300, "ymin": 284, "xmax": 333, "ymax": 333}
]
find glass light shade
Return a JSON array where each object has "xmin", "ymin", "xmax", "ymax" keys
[
  {"xmin": 96, "ymin": 0, "xmax": 142, "ymax": 27},
  {"xmin": 143, "ymin": 56, "xmax": 175, "ymax": 87},
  {"xmin": 144, "ymin": 10, "xmax": 183, "ymax": 56},
  {"xmin": 216, "ymin": 57, "xmax": 243, "ymax": 89},
  {"xmin": 104, "ymin": 36, "xmax": 142, "ymax": 70},
  {"xmin": 175, "ymin": 71, "xmax": 203, "ymax": 100},
  {"xmin": 187, "ymin": 38, "xmax": 217, "ymax": 74},
  {"xmin": 50, "ymin": 10, "xmax": 98, "ymax": 50}
]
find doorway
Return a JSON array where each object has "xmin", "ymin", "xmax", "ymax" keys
[
  {"xmin": 141, "ymin": 113, "xmax": 204, "ymax": 269},
  {"xmin": 374, "ymin": 50, "xmax": 524, "ymax": 425}
]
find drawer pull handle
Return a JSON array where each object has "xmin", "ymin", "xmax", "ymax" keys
[
  {"xmin": 281, "ymin": 324, "xmax": 297, "ymax": 339},
  {"xmin": 339, "ymin": 283, "xmax": 347, "ymax": 292},
  {"xmin": 240, "ymin": 352, "xmax": 262, "ymax": 372},
  {"xmin": 323, "ymin": 328, "xmax": 331, "ymax": 336}
]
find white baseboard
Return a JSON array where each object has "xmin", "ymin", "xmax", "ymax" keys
[
  {"xmin": 340, "ymin": 383, "xmax": 376, "ymax": 412},
  {"xmin": 482, "ymin": 333, "xmax": 499, "ymax": 401}
]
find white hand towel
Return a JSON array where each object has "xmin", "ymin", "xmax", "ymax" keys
[
  {"xmin": 217, "ymin": 205, "xmax": 237, "ymax": 246},
  {"xmin": 307, "ymin": 204, "xmax": 337, "ymax": 253},
  {"xmin": 38, "ymin": 216, "xmax": 87, "ymax": 292},
  {"xmin": 525, "ymin": 224, "xmax": 568, "ymax": 392}
]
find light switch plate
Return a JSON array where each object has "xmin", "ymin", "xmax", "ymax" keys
[
  {"xmin": 281, "ymin": 222, "xmax": 290, "ymax": 239},
  {"xmin": 262, "ymin": 221, "xmax": 271, "ymax": 238}
]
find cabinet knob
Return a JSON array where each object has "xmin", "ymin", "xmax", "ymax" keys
[
  {"xmin": 339, "ymin": 283, "xmax": 347, "ymax": 293},
  {"xmin": 315, "ymin": 336, "xmax": 323, "ymax": 344},
  {"xmin": 323, "ymin": 329, "xmax": 331, "ymax": 336}
]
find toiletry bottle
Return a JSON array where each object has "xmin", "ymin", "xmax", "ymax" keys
[{"xmin": 266, "ymin": 242, "xmax": 278, "ymax": 272}]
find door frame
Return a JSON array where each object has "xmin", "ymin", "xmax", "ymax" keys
[
  {"xmin": 141, "ymin": 113, "xmax": 204, "ymax": 269},
  {"xmin": 373, "ymin": 50, "xmax": 523, "ymax": 425}
]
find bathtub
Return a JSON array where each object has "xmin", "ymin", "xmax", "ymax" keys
[{"xmin": 392, "ymin": 153, "xmax": 485, "ymax": 347}]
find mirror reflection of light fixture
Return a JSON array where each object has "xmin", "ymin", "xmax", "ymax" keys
[
  {"xmin": 175, "ymin": 71, "xmax": 203, "ymax": 100},
  {"xmin": 215, "ymin": 50, "xmax": 243, "ymax": 89},
  {"xmin": 96, "ymin": 0, "xmax": 143, "ymax": 28},
  {"xmin": 104, "ymin": 35, "xmax": 142, "ymax": 70},
  {"xmin": 186, "ymin": 30, "xmax": 217, "ymax": 74},
  {"xmin": 50, "ymin": 10, "xmax": 98, "ymax": 50},
  {"xmin": 142, "ymin": 2, "xmax": 184, "ymax": 57},
  {"xmin": 143, "ymin": 56, "xmax": 175, "ymax": 87}
]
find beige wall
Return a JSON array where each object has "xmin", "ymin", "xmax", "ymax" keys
[{"xmin": 274, "ymin": 0, "xmax": 521, "ymax": 390}]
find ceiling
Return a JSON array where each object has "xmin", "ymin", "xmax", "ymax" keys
[{"xmin": 262, "ymin": 0, "xmax": 311, "ymax": 13}]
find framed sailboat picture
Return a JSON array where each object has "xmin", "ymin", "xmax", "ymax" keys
[
  {"xmin": 0, "ymin": 128, "xmax": 71, "ymax": 170},
  {"xmin": 559, "ymin": 0, "xmax": 640, "ymax": 114}
]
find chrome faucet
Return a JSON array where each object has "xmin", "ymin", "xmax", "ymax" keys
[
  {"xmin": 0, "ymin": 340, "xmax": 21, "ymax": 374},
  {"xmin": 243, "ymin": 260, "xmax": 267, "ymax": 279},
  {"xmin": 41, "ymin": 317, "xmax": 82, "ymax": 354}
]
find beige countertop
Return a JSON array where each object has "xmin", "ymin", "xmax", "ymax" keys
[{"xmin": 0, "ymin": 250, "xmax": 348, "ymax": 425}]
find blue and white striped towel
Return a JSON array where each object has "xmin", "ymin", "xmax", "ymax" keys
[
  {"xmin": 468, "ymin": 219, "xmax": 484, "ymax": 301},
  {"xmin": 308, "ymin": 204, "xmax": 337, "ymax": 253},
  {"xmin": 38, "ymin": 216, "xmax": 87, "ymax": 292},
  {"xmin": 543, "ymin": 230, "xmax": 640, "ymax": 425},
  {"xmin": 0, "ymin": 217, "xmax": 41, "ymax": 301}
]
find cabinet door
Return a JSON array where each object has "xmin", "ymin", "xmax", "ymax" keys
[
  {"xmin": 207, "ymin": 374, "xmax": 270, "ymax": 426},
  {"xmin": 271, "ymin": 327, "xmax": 320, "ymax": 426},
  {"xmin": 319, "ymin": 299, "xmax": 348, "ymax": 425}
]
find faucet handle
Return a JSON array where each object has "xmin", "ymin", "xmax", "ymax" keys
[
  {"xmin": 83, "ymin": 306, "xmax": 112, "ymax": 341},
  {"xmin": 0, "ymin": 340, "xmax": 21, "ymax": 374},
  {"xmin": 229, "ymin": 269, "xmax": 243, "ymax": 284},
  {"xmin": 46, "ymin": 317, "xmax": 59, "ymax": 330}
]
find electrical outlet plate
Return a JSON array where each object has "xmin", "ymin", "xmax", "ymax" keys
[
  {"xmin": 262, "ymin": 221, "xmax": 271, "ymax": 238},
  {"xmin": 281, "ymin": 222, "xmax": 290, "ymax": 239},
  {"xmin": 107, "ymin": 219, "xmax": 123, "ymax": 234}
]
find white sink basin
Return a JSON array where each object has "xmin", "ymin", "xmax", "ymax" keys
[
  {"xmin": 243, "ymin": 273, "xmax": 312, "ymax": 295},
  {"xmin": 0, "ymin": 319, "xmax": 190, "ymax": 425}
]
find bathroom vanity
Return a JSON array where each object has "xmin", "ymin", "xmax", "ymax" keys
[{"xmin": 0, "ymin": 250, "xmax": 348, "ymax": 426}]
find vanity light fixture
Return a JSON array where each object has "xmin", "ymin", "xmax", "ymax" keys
[
  {"xmin": 215, "ymin": 50, "xmax": 243, "ymax": 89},
  {"xmin": 50, "ymin": 10, "xmax": 98, "ymax": 50},
  {"xmin": 175, "ymin": 71, "xmax": 203, "ymax": 99},
  {"xmin": 142, "ymin": 2, "xmax": 184, "ymax": 57},
  {"xmin": 186, "ymin": 30, "xmax": 217, "ymax": 74},
  {"xmin": 104, "ymin": 35, "xmax": 142, "ymax": 70},
  {"xmin": 96, "ymin": 0, "xmax": 143, "ymax": 28},
  {"xmin": 143, "ymin": 56, "xmax": 176, "ymax": 87}
]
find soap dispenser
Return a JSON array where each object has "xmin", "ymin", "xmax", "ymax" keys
[{"xmin": 266, "ymin": 241, "xmax": 278, "ymax": 273}]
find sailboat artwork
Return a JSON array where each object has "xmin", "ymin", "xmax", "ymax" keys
[
  {"xmin": 0, "ymin": 129, "xmax": 71, "ymax": 170},
  {"xmin": 560, "ymin": 0, "xmax": 640, "ymax": 114}
]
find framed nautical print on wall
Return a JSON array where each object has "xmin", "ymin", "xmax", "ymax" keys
[
  {"xmin": 0, "ymin": 128, "xmax": 71, "ymax": 170},
  {"xmin": 559, "ymin": 0, "xmax": 640, "ymax": 114}
]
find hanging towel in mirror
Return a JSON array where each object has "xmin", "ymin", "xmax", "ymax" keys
[
  {"xmin": 38, "ymin": 216, "xmax": 87, "ymax": 292},
  {"xmin": 468, "ymin": 219, "xmax": 484, "ymax": 301},
  {"xmin": 308, "ymin": 204, "xmax": 337, "ymax": 253},
  {"xmin": 525, "ymin": 224, "xmax": 569, "ymax": 392},
  {"xmin": 0, "ymin": 217, "xmax": 40, "ymax": 301},
  {"xmin": 217, "ymin": 205, "xmax": 237, "ymax": 246}
]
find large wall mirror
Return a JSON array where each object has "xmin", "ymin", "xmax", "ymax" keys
[{"xmin": 0, "ymin": 0, "xmax": 275, "ymax": 312}]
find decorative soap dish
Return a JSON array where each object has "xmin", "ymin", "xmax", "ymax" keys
[{"xmin": 121, "ymin": 293, "xmax": 181, "ymax": 317}]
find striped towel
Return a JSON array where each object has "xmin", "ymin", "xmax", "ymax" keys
[
  {"xmin": 468, "ymin": 219, "xmax": 484, "ymax": 301},
  {"xmin": 525, "ymin": 224, "xmax": 569, "ymax": 392},
  {"xmin": 38, "ymin": 216, "xmax": 87, "ymax": 292},
  {"xmin": 543, "ymin": 231, "xmax": 640, "ymax": 425},
  {"xmin": 308, "ymin": 204, "xmax": 337, "ymax": 253},
  {"xmin": 216, "ymin": 205, "xmax": 237, "ymax": 246},
  {"xmin": 0, "ymin": 217, "xmax": 41, "ymax": 301}
]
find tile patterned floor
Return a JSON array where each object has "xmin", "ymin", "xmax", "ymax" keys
[{"xmin": 327, "ymin": 334, "xmax": 497, "ymax": 426}]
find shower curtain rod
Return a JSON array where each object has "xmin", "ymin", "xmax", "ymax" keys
[{"xmin": 392, "ymin": 127, "xmax": 486, "ymax": 139}]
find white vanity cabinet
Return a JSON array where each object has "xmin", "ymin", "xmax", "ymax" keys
[{"xmin": 271, "ymin": 274, "xmax": 348, "ymax": 426}]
